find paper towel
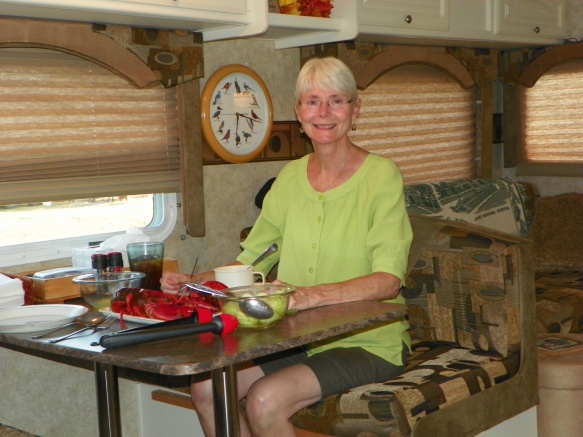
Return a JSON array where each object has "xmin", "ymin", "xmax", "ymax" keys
[{"xmin": 99, "ymin": 227, "xmax": 150, "ymax": 267}]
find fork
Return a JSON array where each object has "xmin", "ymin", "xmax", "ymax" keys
[{"xmin": 49, "ymin": 316, "xmax": 116, "ymax": 344}]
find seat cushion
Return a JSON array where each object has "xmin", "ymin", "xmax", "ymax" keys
[{"xmin": 292, "ymin": 342, "xmax": 519, "ymax": 437}]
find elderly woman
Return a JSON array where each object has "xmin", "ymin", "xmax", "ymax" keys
[{"xmin": 161, "ymin": 57, "xmax": 412, "ymax": 437}]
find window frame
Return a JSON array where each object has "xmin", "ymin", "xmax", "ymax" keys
[{"xmin": 514, "ymin": 43, "xmax": 583, "ymax": 177}]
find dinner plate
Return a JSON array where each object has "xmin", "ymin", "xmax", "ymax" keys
[
  {"xmin": 100, "ymin": 309, "xmax": 161, "ymax": 325},
  {"xmin": 0, "ymin": 304, "xmax": 88, "ymax": 333}
]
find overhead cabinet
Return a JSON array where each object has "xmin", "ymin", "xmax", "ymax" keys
[
  {"xmin": 493, "ymin": 0, "xmax": 565, "ymax": 40},
  {"xmin": 359, "ymin": 0, "xmax": 450, "ymax": 33},
  {"xmin": 0, "ymin": 0, "xmax": 268, "ymax": 41},
  {"xmin": 0, "ymin": 0, "xmax": 566, "ymax": 48},
  {"xmin": 357, "ymin": 0, "xmax": 566, "ymax": 47}
]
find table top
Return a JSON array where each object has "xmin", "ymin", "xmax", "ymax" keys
[{"xmin": 0, "ymin": 301, "xmax": 407, "ymax": 376}]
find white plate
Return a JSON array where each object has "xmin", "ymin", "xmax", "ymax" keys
[
  {"xmin": 0, "ymin": 305, "xmax": 88, "ymax": 333},
  {"xmin": 99, "ymin": 309, "xmax": 161, "ymax": 325}
]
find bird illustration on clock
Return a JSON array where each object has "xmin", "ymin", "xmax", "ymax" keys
[{"xmin": 201, "ymin": 65, "xmax": 272, "ymax": 163}]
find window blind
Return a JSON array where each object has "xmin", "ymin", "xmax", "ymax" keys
[
  {"xmin": 517, "ymin": 59, "xmax": 583, "ymax": 176},
  {"xmin": 0, "ymin": 48, "xmax": 180, "ymax": 205},
  {"xmin": 349, "ymin": 64, "xmax": 476, "ymax": 186}
]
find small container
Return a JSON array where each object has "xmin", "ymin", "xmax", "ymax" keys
[
  {"xmin": 107, "ymin": 252, "xmax": 124, "ymax": 272},
  {"xmin": 73, "ymin": 271, "xmax": 145, "ymax": 310},
  {"xmin": 91, "ymin": 253, "xmax": 108, "ymax": 275}
]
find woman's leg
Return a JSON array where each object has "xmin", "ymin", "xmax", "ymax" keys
[
  {"xmin": 191, "ymin": 364, "xmax": 265, "ymax": 437},
  {"xmin": 245, "ymin": 364, "xmax": 322, "ymax": 437}
]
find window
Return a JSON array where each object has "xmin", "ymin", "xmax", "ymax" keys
[
  {"xmin": 0, "ymin": 48, "xmax": 179, "ymax": 268},
  {"xmin": 517, "ymin": 59, "xmax": 583, "ymax": 176},
  {"xmin": 350, "ymin": 64, "xmax": 476, "ymax": 185}
]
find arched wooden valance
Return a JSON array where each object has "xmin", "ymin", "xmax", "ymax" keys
[
  {"xmin": 518, "ymin": 43, "xmax": 582, "ymax": 87},
  {"xmin": 356, "ymin": 46, "xmax": 475, "ymax": 90},
  {"xmin": 0, "ymin": 17, "xmax": 160, "ymax": 88}
]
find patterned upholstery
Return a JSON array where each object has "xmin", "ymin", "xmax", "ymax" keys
[
  {"xmin": 292, "ymin": 214, "xmax": 530, "ymax": 436},
  {"xmin": 403, "ymin": 225, "xmax": 522, "ymax": 357},
  {"xmin": 292, "ymin": 342, "xmax": 519, "ymax": 437},
  {"xmin": 403, "ymin": 178, "xmax": 531, "ymax": 238},
  {"xmin": 535, "ymin": 272, "xmax": 583, "ymax": 334}
]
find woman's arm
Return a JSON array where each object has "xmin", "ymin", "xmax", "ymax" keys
[{"xmin": 281, "ymin": 271, "xmax": 402, "ymax": 311}]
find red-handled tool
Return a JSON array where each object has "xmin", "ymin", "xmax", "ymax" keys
[
  {"xmin": 113, "ymin": 307, "xmax": 213, "ymax": 335},
  {"xmin": 95, "ymin": 313, "xmax": 238, "ymax": 349}
]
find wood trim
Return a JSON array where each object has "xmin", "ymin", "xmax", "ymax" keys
[
  {"xmin": 518, "ymin": 43, "xmax": 583, "ymax": 88},
  {"xmin": 178, "ymin": 80, "xmax": 206, "ymax": 237},
  {"xmin": 356, "ymin": 46, "xmax": 475, "ymax": 90},
  {"xmin": 151, "ymin": 389, "xmax": 196, "ymax": 410},
  {"xmin": 0, "ymin": 17, "xmax": 160, "ymax": 89}
]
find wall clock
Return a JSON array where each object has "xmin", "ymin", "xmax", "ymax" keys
[{"xmin": 201, "ymin": 64, "xmax": 273, "ymax": 163}]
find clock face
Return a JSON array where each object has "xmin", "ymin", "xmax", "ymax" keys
[{"xmin": 201, "ymin": 65, "xmax": 273, "ymax": 163}]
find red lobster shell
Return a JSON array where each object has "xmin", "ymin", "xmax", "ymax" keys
[{"xmin": 111, "ymin": 288, "xmax": 220, "ymax": 328}]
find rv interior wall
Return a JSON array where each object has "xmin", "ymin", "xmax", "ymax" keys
[{"xmin": 2, "ymin": 36, "xmax": 581, "ymax": 275}]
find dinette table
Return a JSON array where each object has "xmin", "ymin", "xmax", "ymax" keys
[{"xmin": 0, "ymin": 300, "xmax": 407, "ymax": 437}]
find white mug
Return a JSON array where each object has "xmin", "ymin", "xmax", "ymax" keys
[{"xmin": 214, "ymin": 265, "xmax": 266, "ymax": 288}]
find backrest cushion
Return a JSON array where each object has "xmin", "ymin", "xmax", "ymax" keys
[
  {"xmin": 404, "ymin": 215, "xmax": 524, "ymax": 356},
  {"xmin": 528, "ymin": 192, "xmax": 583, "ymax": 275},
  {"xmin": 404, "ymin": 178, "xmax": 529, "ymax": 237}
]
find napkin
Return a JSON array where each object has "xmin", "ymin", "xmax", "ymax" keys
[
  {"xmin": 99, "ymin": 227, "xmax": 150, "ymax": 267},
  {"xmin": 0, "ymin": 273, "xmax": 25, "ymax": 309}
]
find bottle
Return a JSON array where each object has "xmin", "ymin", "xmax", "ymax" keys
[
  {"xmin": 107, "ymin": 252, "xmax": 123, "ymax": 272},
  {"xmin": 91, "ymin": 253, "xmax": 108, "ymax": 278}
]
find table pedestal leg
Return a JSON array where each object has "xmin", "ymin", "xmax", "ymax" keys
[
  {"xmin": 94, "ymin": 362, "xmax": 122, "ymax": 437},
  {"xmin": 212, "ymin": 365, "xmax": 240, "ymax": 437}
]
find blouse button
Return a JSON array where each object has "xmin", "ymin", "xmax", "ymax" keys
[
  {"xmin": 312, "ymin": 243, "xmax": 317, "ymax": 249},
  {"xmin": 309, "ymin": 267, "xmax": 314, "ymax": 274}
]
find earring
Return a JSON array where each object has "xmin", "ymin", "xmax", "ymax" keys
[
  {"xmin": 351, "ymin": 124, "xmax": 357, "ymax": 132},
  {"xmin": 299, "ymin": 126, "xmax": 304, "ymax": 134}
]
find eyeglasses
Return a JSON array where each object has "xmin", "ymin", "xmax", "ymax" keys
[{"xmin": 299, "ymin": 98, "xmax": 353, "ymax": 111}]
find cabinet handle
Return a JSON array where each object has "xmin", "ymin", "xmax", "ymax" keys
[
  {"xmin": 405, "ymin": 15, "xmax": 412, "ymax": 24},
  {"xmin": 533, "ymin": 26, "xmax": 540, "ymax": 33}
]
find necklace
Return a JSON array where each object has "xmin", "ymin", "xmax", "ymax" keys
[
  {"xmin": 314, "ymin": 150, "xmax": 348, "ymax": 192},
  {"xmin": 324, "ymin": 159, "xmax": 346, "ymax": 191}
]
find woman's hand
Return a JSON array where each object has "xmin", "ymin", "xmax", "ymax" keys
[
  {"xmin": 160, "ymin": 272, "xmax": 190, "ymax": 294},
  {"xmin": 272, "ymin": 279, "xmax": 311, "ymax": 311},
  {"xmin": 160, "ymin": 271, "xmax": 214, "ymax": 294}
]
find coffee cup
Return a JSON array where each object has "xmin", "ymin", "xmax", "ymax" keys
[{"xmin": 214, "ymin": 265, "xmax": 266, "ymax": 288}]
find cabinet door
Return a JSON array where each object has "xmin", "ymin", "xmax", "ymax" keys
[
  {"xmin": 360, "ymin": 0, "xmax": 449, "ymax": 31},
  {"xmin": 493, "ymin": 0, "xmax": 564, "ymax": 39}
]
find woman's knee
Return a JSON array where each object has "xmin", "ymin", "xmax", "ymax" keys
[
  {"xmin": 190, "ymin": 378, "xmax": 213, "ymax": 406},
  {"xmin": 245, "ymin": 381, "xmax": 280, "ymax": 420}
]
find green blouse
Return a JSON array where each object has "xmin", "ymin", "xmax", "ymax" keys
[{"xmin": 238, "ymin": 153, "xmax": 413, "ymax": 365}]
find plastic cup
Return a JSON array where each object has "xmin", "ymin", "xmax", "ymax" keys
[{"xmin": 126, "ymin": 242, "xmax": 164, "ymax": 291}]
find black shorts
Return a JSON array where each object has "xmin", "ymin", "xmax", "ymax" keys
[{"xmin": 255, "ymin": 346, "xmax": 407, "ymax": 398}]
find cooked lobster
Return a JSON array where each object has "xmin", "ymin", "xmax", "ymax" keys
[{"xmin": 110, "ymin": 287, "xmax": 221, "ymax": 329}]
